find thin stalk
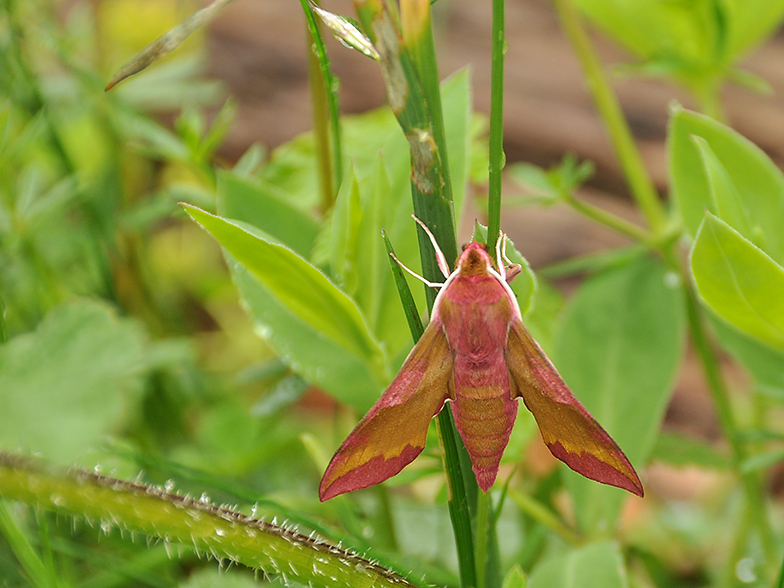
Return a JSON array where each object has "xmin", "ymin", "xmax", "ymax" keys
[
  {"xmin": 551, "ymin": 0, "xmax": 666, "ymax": 236},
  {"xmin": 537, "ymin": 244, "xmax": 646, "ymax": 280},
  {"xmin": 508, "ymin": 489, "xmax": 581, "ymax": 545},
  {"xmin": 486, "ymin": 0, "xmax": 505, "ymax": 247},
  {"xmin": 681, "ymin": 278, "xmax": 776, "ymax": 566},
  {"xmin": 436, "ymin": 410, "xmax": 478, "ymax": 588},
  {"xmin": 474, "ymin": 491, "xmax": 490, "ymax": 588},
  {"xmin": 300, "ymin": 0, "xmax": 343, "ymax": 199},
  {"xmin": 562, "ymin": 192, "xmax": 651, "ymax": 243},
  {"xmin": 306, "ymin": 29, "xmax": 336, "ymax": 213}
]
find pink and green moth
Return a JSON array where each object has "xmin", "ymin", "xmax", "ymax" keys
[{"xmin": 319, "ymin": 219, "xmax": 643, "ymax": 501}]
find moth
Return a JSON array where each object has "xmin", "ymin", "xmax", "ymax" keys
[{"xmin": 319, "ymin": 219, "xmax": 643, "ymax": 501}]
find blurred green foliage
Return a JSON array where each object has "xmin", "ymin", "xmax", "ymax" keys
[{"xmin": 2, "ymin": 1, "xmax": 784, "ymax": 587}]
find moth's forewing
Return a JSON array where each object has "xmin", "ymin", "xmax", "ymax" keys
[
  {"xmin": 319, "ymin": 320, "xmax": 453, "ymax": 501},
  {"xmin": 506, "ymin": 323, "xmax": 644, "ymax": 497}
]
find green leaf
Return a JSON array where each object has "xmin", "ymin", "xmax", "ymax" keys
[
  {"xmin": 184, "ymin": 205, "xmax": 388, "ymax": 409},
  {"xmin": 713, "ymin": 319, "xmax": 784, "ymax": 399},
  {"xmin": 0, "ymin": 300, "xmax": 147, "ymax": 463},
  {"xmin": 553, "ymin": 255, "xmax": 685, "ymax": 532},
  {"xmin": 502, "ymin": 565, "xmax": 528, "ymax": 588},
  {"xmin": 690, "ymin": 212, "xmax": 784, "ymax": 352},
  {"xmin": 650, "ymin": 432, "xmax": 731, "ymax": 469},
  {"xmin": 691, "ymin": 136, "xmax": 754, "ymax": 241},
  {"xmin": 217, "ymin": 171, "xmax": 320, "ymax": 258},
  {"xmin": 330, "ymin": 165, "xmax": 363, "ymax": 291},
  {"xmin": 669, "ymin": 106, "xmax": 784, "ymax": 263},
  {"xmin": 572, "ymin": 0, "xmax": 724, "ymax": 66},
  {"xmin": 529, "ymin": 542, "xmax": 628, "ymax": 588},
  {"xmin": 574, "ymin": 0, "xmax": 784, "ymax": 71}
]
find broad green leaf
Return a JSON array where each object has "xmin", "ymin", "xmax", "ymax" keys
[
  {"xmin": 690, "ymin": 212, "xmax": 784, "ymax": 352},
  {"xmin": 669, "ymin": 106, "xmax": 784, "ymax": 262},
  {"xmin": 691, "ymin": 136, "xmax": 753, "ymax": 240},
  {"xmin": 722, "ymin": 0, "xmax": 784, "ymax": 57},
  {"xmin": 228, "ymin": 254, "xmax": 383, "ymax": 412},
  {"xmin": 184, "ymin": 205, "xmax": 388, "ymax": 381},
  {"xmin": 355, "ymin": 155, "xmax": 390, "ymax": 336},
  {"xmin": 573, "ymin": 0, "xmax": 723, "ymax": 66},
  {"xmin": 529, "ymin": 541, "xmax": 628, "ymax": 588},
  {"xmin": 0, "ymin": 300, "xmax": 147, "ymax": 463},
  {"xmin": 574, "ymin": 0, "xmax": 784, "ymax": 74},
  {"xmin": 218, "ymin": 171, "xmax": 319, "ymax": 258},
  {"xmin": 713, "ymin": 319, "xmax": 784, "ymax": 399},
  {"xmin": 554, "ymin": 255, "xmax": 685, "ymax": 532},
  {"xmin": 650, "ymin": 432, "xmax": 731, "ymax": 470}
]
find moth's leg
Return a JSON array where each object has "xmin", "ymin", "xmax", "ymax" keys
[
  {"xmin": 498, "ymin": 233, "xmax": 522, "ymax": 283},
  {"xmin": 411, "ymin": 215, "xmax": 451, "ymax": 279},
  {"xmin": 389, "ymin": 252, "xmax": 445, "ymax": 289}
]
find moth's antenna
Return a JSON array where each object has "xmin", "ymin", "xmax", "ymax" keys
[
  {"xmin": 389, "ymin": 252, "xmax": 445, "ymax": 289},
  {"xmin": 411, "ymin": 215, "xmax": 451, "ymax": 279}
]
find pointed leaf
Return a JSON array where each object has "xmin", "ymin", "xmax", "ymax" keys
[
  {"xmin": 308, "ymin": 2, "xmax": 379, "ymax": 60},
  {"xmin": 690, "ymin": 212, "xmax": 784, "ymax": 352},
  {"xmin": 106, "ymin": 0, "xmax": 238, "ymax": 89},
  {"xmin": 218, "ymin": 171, "xmax": 319, "ymax": 258},
  {"xmin": 184, "ymin": 205, "xmax": 387, "ymax": 378},
  {"xmin": 330, "ymin": 165, "xmax": 363, "ymax": 291},
  {"xmin": 691, "ymin": 136, "xmax": 754, "ymax": 240},
  {"xmin": 669, "ymin": 106, "xmax": 784, "ymax": 263}
]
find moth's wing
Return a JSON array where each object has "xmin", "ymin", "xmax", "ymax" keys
[
  {"xmin": 506, "ymin": 322, "xmax": 644, "ymax": 496},
  {"xmin": 319, "ymin": 320, "xmax": 454, "ymax": 501}
]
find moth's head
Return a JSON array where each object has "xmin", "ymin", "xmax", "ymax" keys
[{"xmin": 457, "ymin": 242, "xmax": 495, "ymax": 277}]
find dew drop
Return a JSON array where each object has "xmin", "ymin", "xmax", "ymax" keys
[{"xmin": 735, "ymin": 558, "xmax": 756, "ymax": 583}]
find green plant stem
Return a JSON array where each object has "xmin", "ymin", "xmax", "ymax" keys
[
  {"xmin": 562, "ymin": 192, "xmax": 651, "ymax": 243},
  {"xmin": 537, "ymin": 245, "xmax": 646, "ymax": 280},
  {"xmin": 474, "ymin": 491, "xmax": 490, "ymax": 588},
  {"xmin": 300, "ymin": 0, "xmax": 343, "ymax": 200},
  {"xmin": 0, "ymin": 461, "xmax": 424, "ymax": 588},
  {"xmin": 306, "ymin": 30, "xmax": 336, "ymax": 213},
  {"xmin": 435, "ymin": 410, "xmax": 479, "ymax": 588},
  {"xmin": 551, "ymin": 0, "xmax": 666, "ymax": 236},
  {"xmin": 486, "ymin": 0, "xmax": 505, "ymax": 248},
  {"xmin": 508, "ymin": 489, "xmax": 581, "ymax": 545}
]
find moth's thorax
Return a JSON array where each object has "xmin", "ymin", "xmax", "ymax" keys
[{"xmin": 456, "ymin": 242, "xmax": 495, "ymax": 278}]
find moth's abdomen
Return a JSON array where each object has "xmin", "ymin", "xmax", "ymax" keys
[{"xmin": 452, "ymin": 356, "xmax": 517, "ymax": 491}]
